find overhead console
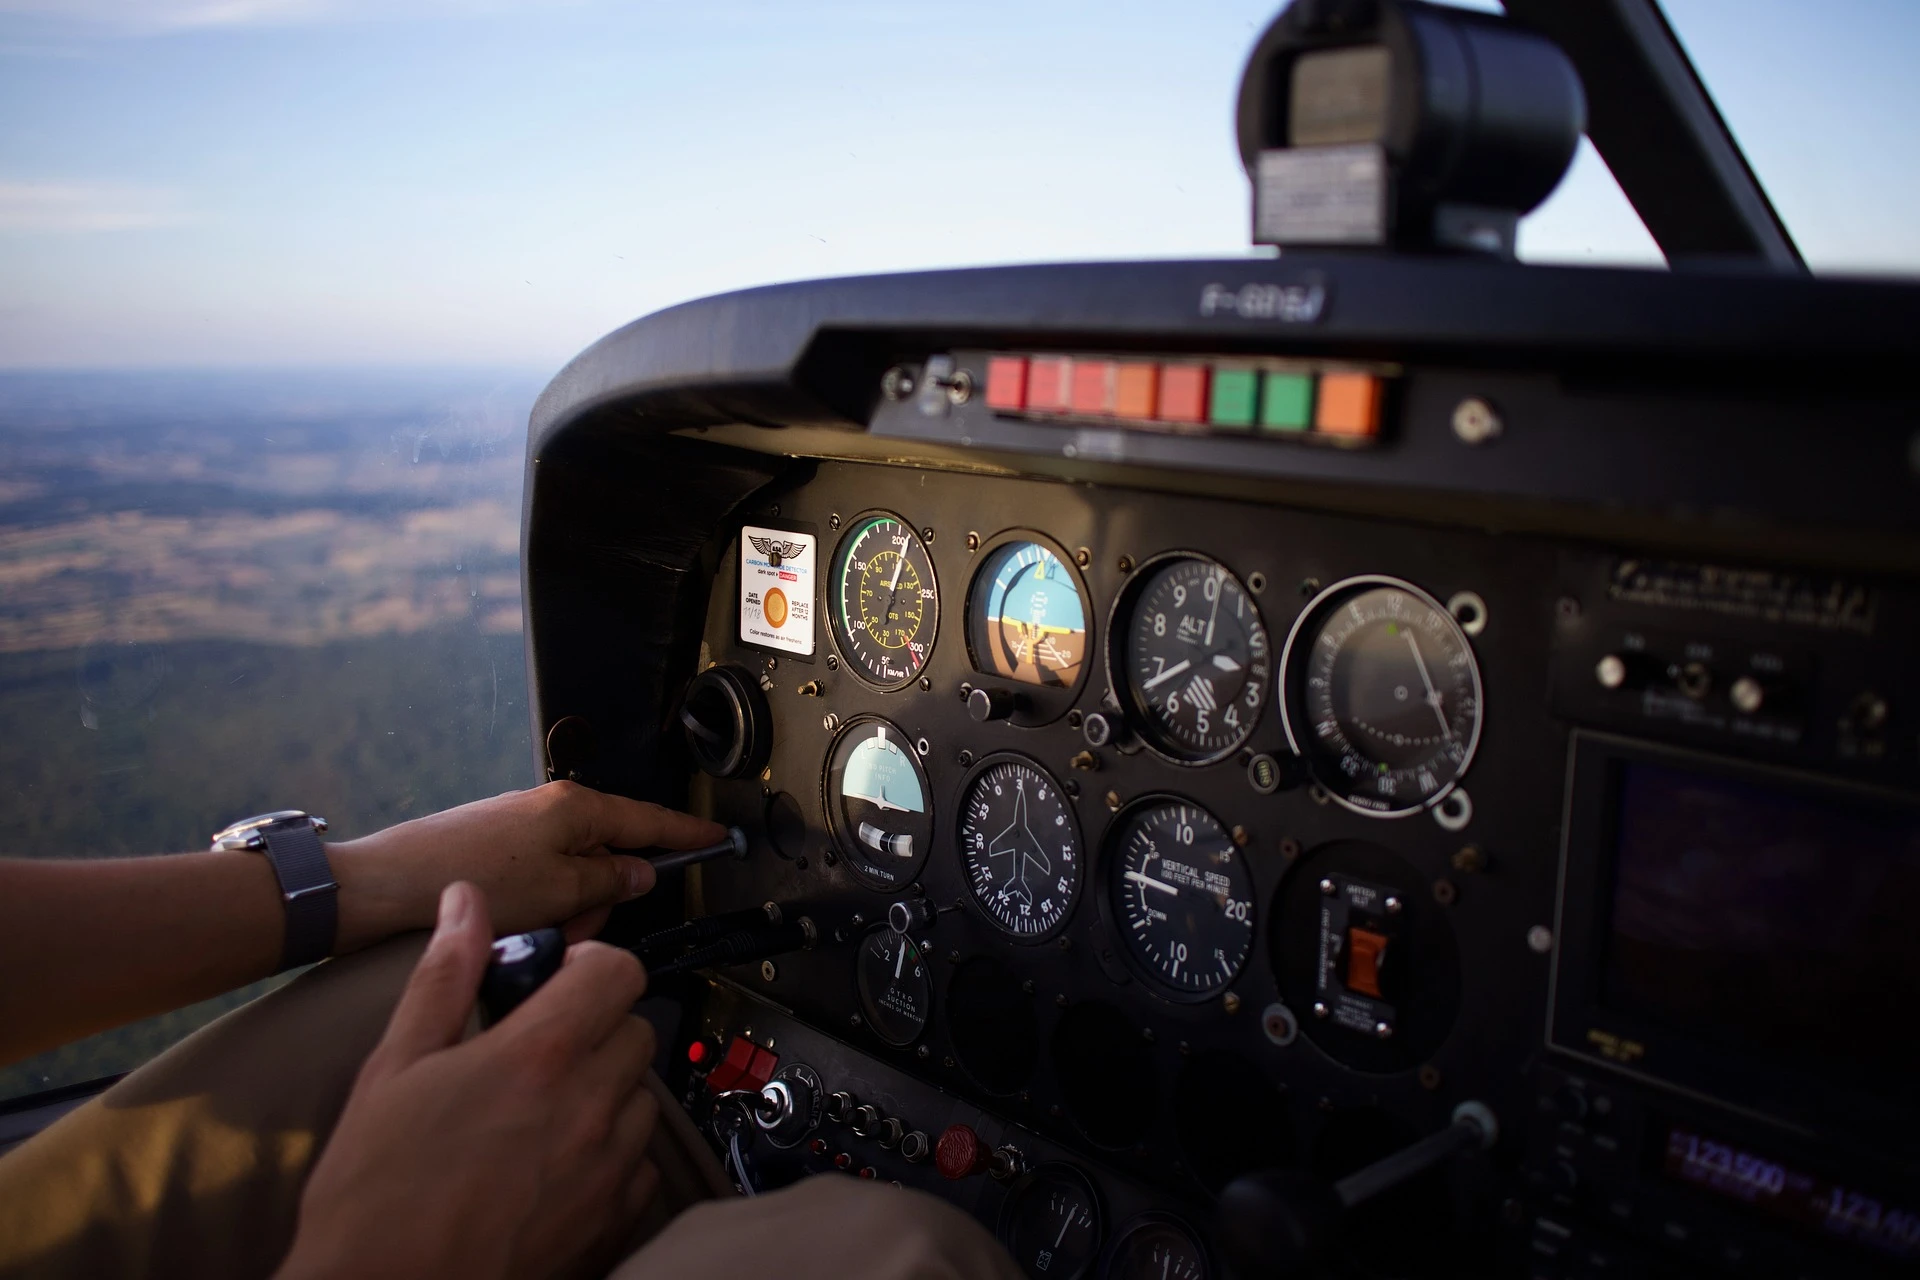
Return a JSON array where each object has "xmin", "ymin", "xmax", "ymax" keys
[{"xmin": 518, "ymin": 4, "xmax": 1920, "ymax": 1277}]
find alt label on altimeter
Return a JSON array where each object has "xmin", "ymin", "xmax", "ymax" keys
[{"xmin": 739, "ymin": 525, "xmax": 816, "ymax": 656}]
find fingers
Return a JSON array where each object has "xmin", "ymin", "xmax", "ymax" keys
[
  {"xmin": 552, "ymin": 784, "xmax": 726, "ymax": 856},
  {"xmin": 363, "ymin": 882, "xmax": 492, "ymax": 1080},
  {"xmin": 561, "ymin": 903, "xmax": 613, "ymax": 945},
  {"xmin": 623, "ymin": 1157, "xmax": 662, "ymax": 1222},
  {"xmin": 577, "ymin": 1014, "xmax": 657, "ymax": 1113},
  {"xmin": 500, "ymin": 940, "xmax": 648, "ymax": 1064},
  {"xmin": 563, "ymin": 851, "xmax": 655, "ymax": 918}
]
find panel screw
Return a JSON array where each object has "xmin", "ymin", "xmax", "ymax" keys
[
  {"xmin": 1319, "ymin": 878, "xmax": 1337, "ymax": 895},
  {"xmin": 1312, "ymin": 1002, "xmax": 1330, "ymax": 1018},
  {"xmin": 1057, "ymin": 937, "xmax": 1072, "ymax": 952},
  {"xmin": 765, "ymin": 655, "xmax": 778, "ymax": 671},
  {"xmin": 822, "ymin": 712, "xmax": 840, "ymax": 732},
  {"xmin": 1231, "ymin": 825, "xmax": 1251, "ymax": 847},
  {"xmin": 1141, "ymin": 1027, "xmax": 1155, "ymax": 1043},
  {"xmin": 1280, "ymin": 837, "xmax": 1302, "ymax": 860},
  {"xmin": 1451, "ymin": 396, "xmax": 1503, "ymax": 445},
  {"xmin": 1021, "ymin": 979, "xmax": 1035, "ymax": 994},
  {"xmin": 1247, "ymin": 571, "xmax": 1267, "ymax": 594},
  {"xmin": 1419, "ymin": 1064, "xmax": 1443, "ymax": 1090},
  {"xmin": 1384, "ymin": 895, "xmax": 1403, "ymax": 915},
  {"xmin": 1556, "ymin": 596, "xmax": 1580, "ymax": 621},
  {"xmin": 799, "ymin": 856, "xmax": 811, "ymax": 869},
  {"xmin": 1066, "ymin": 709, "xmax": 1084, "ymax": 729},
  {"xmin": 1527, "ymin": 925, "xmax": 1554, "ymax": 954},
  {"xmin": 826, "ymin": 654, "xmax": 839, "ymax": 671},
  {"xmin": 1063, "ymin": 779, "xmax": 1079, "ymax": 799},
  {"xmin": 920, "ymin": 676, "xmax": 932, "ymax": 692},
  {"xmin": 1117, "ymin": 554, "xmax": 1135, "ymax": 573},
  {"xmin": 958, "ymin": 749, "xmax": 975, "ymax": 768},
  {"xmin": 1433, "ymin": 878, "xmax": 1458, "ymax": 906},
  {"xmin": 881, "ymin": 367, "xmax": 914, "ymax": 400},
  {"xmin": 761, "ymin": 961, "xmax": 778, "ymax": 982},
  {"xmin": 1374, "ymin": 1021, "xmax": 1393, "ymax": 1039},
  {"xmin": 1451, "ymin": 845, "xmax": 1486, "ymax": 874},
  {"xmin": 948, "ymin": 949, "xmax": 963, "ymax": 963},
  {"xmin": 1074, "ymin": 546, "xmax": 1092, "ymax": 569},
  {"xmin": 943, "ymin": 1055, "xmax": 956, "ymax": 1069},
  {"xmin": 958, "ymin": 681, "xmax": 973, "ymax": 701},
  {"xmin": 1300, "ymin": 577, "xmax": 1321, "ymax": 597},
  {"xmin": 850, "ymin": 1013, "xmax": 862, "ymax": 1027},
  {"xmin": 829, "ymin": 512, "xmax": 842, "ymax": 531},
  {"xmin": 916, "ymin": 737, "xmax": 931, "ymax": 757},
  {"xmin": 916, "ymin": 1044, "xmax": 931, "ymax": 1059},
  {"xmin": 921, "ymin": 527, "xmax": 935, "ymax": 544},
  {"xmin": 1105, "ymin": 790, "xmax": 1122, "ymax": 812},
  {"xmin": 1178, "ymin": 1041, "xmax": 1190, "ymax": 1055},
  {"xmin": 1056, "ymin": 993, "xmax": 1069, "ymax": 1007},
  {"xmin": 966, "ymin": 531, "xmax": 980, "ymax": 551},
  {"xmin": 1223, "ymin": 991, "xmax": 1242, "ymax": 1015}
]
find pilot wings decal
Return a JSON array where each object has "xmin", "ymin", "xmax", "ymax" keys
[
  {"xmin": 748, "ymin": 535, "xmax": 808, "ymax": 565},
  {"xmin": 738, "ymin": 525, "xmax": 816, "ymax": 657}
]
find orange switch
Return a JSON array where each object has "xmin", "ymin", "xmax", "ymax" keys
[
  {"xmin": 1070, "ymin": 360, "xmax": 1117, "ymax": 415},
  {"xmin": 1346, "ymin": 927, "xmax": 1389, "ymax": 998},
  {"xmin": 1315, "ymin": 372, "xmax": 1383, "ymax": 437},
  {"xmin": 1113, "ymin": 362, "xmax": 1158, "ymax": 419},
  {"xmin": 1156, "ymin": 364, "xmax": 1208, "ymax": 424},
  {"xmin": 1028, "ymin": 356, "xmax": 1072, "ymax": 412}
]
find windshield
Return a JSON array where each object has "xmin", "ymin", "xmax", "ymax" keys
[{"xmin": 0, "ymin": 1, "xmax": 1911, "ymax": 1104}]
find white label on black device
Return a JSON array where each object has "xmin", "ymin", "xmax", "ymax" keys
[
  {"xmin": 739, "ymin": 526, "xmax": 816, "ymax": 656},
  {"xmin": 1254, "ymin": 143, "xmax": 1386, "ymax": 246}
]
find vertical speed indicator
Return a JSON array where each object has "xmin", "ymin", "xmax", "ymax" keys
[
  {"xmin": 1107, "ymin": 798, "xmax": 1255, "ymax": 999},
  {"xmin": 829, "ymin": 513, "xmax": 938, "ymax": 688}
]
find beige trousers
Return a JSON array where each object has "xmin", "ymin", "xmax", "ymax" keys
[{"xmin": 0, "ymin": 936, "xmax": 1020, "ymax": 1280}]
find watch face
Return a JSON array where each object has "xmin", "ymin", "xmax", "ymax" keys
[{"xmin": 212, "ymin": 810, "xmax": 325, "ymax": 850}]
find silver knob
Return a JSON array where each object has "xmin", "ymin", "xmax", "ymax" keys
[
  {"xmin": 851, "ymin": 1104, "xmax": 882, "ymax": 1137},
  {"xmin": 888, "ymin": 898, "xmax": 936, "ymax": 935},
  {"xmin": 1594, "ymin": 654, "xmax": 1627, "ymax": 689},
  {"xmin": 900, "ymin": 1130, "xmax": 931, "ymax": 1163},
  {"xmin": 1730, "ymin": 675, "xmax": 1764, "ymax": 715}
]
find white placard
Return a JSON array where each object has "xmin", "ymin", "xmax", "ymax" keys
[{"xmin": 738, "ymin": 526, "xmax": 816, "ymax": 656}]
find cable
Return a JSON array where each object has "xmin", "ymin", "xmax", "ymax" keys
[{"xmin": 728, "ymin": 1129, "xmax": 758, "ymax": 1198}]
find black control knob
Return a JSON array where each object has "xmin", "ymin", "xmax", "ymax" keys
[
  {"xmin": 851, "ymin": 1104, "xmax": 882, "ymax": 1137},
  {"xmin": 680, "ymin": 664, "xmax": 773, "ymax": 779},
  {"xmin": 825, "ymin": 1091, "xmax": 856, "ymax": 1124},
  {"xmin": 968, "ymin": 686, "xmax": 1019, "ymax": 722},
  {"xmin": 887, "ymin": 898, "xmax": 936, "ymax": 935}
]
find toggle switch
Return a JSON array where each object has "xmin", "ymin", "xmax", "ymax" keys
[{"xmin": 1346, "ymin": 927, "xmax": 1389, "ymax": 999}]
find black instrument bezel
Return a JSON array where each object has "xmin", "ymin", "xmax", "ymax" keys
[
  {"xmin": 953, "ymin": 751, "xmax": 1087, "ymax": 945},
  {"xmin": 1097, "ymin": 794, "xmax": 1257, "ymax": 1005},
  {"xmin": 963, "ymin": 527, "xmax": 1095, "ymax": 727},
  {"xmin": 826, "ymin": 508, "xmax": 940, "ymax": 692}
]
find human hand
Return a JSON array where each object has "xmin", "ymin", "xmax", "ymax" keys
[
  {"xmin": 276, "ymin": 882, "xmax": 662, "ymax": 1280},
  {"xmin": 329, "ymin": 781, "xmax": 725, "ymax": 952}
]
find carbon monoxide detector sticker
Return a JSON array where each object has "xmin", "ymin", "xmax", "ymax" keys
[{"xmin": 739, "ymin": 526, "xmax": 816, "ymax": 657}]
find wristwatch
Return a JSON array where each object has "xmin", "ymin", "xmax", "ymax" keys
[{"xmin": 211, "ymin": 810, "xmax": 337, "ymax": 971}]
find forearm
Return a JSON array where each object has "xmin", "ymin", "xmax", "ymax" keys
[{"xmin": 0, "ymin": 845, "xmax": 423, "ymax": 1067}]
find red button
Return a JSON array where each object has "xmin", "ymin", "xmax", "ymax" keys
[
  {"xmin": 1156, "ymin": 365, "xmax": 1208, "ymax": 424},
  {"xmin": 985, "ymin": 356, "xmax": 1028, "ymax": 411},
  {"xmin": 1070, "ymin": 360, "xmax": 1116, "ymax": 415},
  {"xmin": 1027, "ymin": 357, "xmax": 1072, "ymax": 412},
  {"xmin": 744, "ymin": 1046, "xmax": 779, "ymax": 1093},
  {"xmin": 935, "ymin": 1124, "xmax": 992, "ymax": 1180},
  {"xmin": 705, "ymin": 1035, "xmax": 757, "ymax": 1093},
  {"xmin": 832, "ymin": 1152, "xmax": 853, "ymax": 1169},
  {"xmin": 858, "ymin": 1166, "xmax": 878, "ymax": 1179},
  {"xmin": 809, "ymin": 1138, "xmax": 829, "ymax": 1155},
  {"xmin": 686, "ymin": 1039, "xmax": 709, "ymax": 1066}
]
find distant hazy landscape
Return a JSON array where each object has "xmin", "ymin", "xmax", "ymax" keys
[{"xmin": 0, "ymin": 369, "xmax": 546, "ymax": 1100}]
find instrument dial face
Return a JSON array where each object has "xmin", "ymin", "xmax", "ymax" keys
[
  {"xmin": 830, "ymin": 513, "xmax": 938, "ymax": 688},
  {"xmin": 957, "ymin": 755, "xmax": 1083, "ymax": 941},
  {"xmin": 854, "ymin": 926, "xmax": 931, "ymax": 1048},
  {"xmin": 999, "ymin": 1164, "xmax": 1104, "ymax": 1280},
  {"xmin": 968, "ymin": 538, "xmax": 1090, "ymax": 689},
  {"xmin": 1111, "ymin": 555, "xmax": 1270, "ymax": 764},
  {"xmin": 1104, "ymin": 1217, "xmax": 1209, "ymax": 1280},
  {"xmin": 823, "ymin": 717, "xmax": 934, "ymax": 891},
  {"xmin": 1107, "ymin": 799, "xmax": 1256, "ymax": 999},
  {"xmin": 1282, "ymin": 578, "xmax": 1483, "ymax": 816}
]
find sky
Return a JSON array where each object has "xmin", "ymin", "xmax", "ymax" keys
[{"xmin": 0, "ymin": 0, "xmax": 1915, "ymax": 370}]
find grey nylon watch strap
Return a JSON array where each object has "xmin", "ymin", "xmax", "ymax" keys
[{"xmin": 260, "ymin": 822, "xmax": 338, "ymax": 970}]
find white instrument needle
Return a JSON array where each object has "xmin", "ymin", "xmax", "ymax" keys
[
  {"xmin": 1405, "ymin": 631, "xmax": 1453, "ymax": 739},
  {"xmin": 1125, "ymin": 870, "xmax": 1180, "ymax": 896},
  {"xmin": 1142, "ymin": 658, "xmax": 1192, "ymax": 690},
  {"xmin": 894, "ymin": 941, "xmax": 904, "ymax": 978}
]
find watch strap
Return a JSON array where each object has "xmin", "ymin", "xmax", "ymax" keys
[{"xmin": 261, "ymin": 822, "xmax": 338, "ymax": 970}]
